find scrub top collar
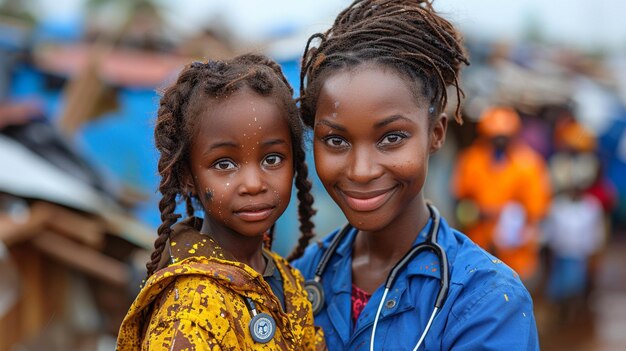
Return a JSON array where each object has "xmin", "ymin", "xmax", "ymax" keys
[
  {"xmin": 322, "ymin": 217, "xmax": 445, "ymax": 343},
  {"xmin": 328, "ymin": 217, "xmax": 441, "ymax": 282}
]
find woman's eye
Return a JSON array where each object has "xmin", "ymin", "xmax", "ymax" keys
[
  {"xmin": 324, "ymin": 136, "xmax": 349, "ymax": 148},
  {"xmin": 262, "ymin": 154, "xmax": 284, "ymax": 167},
  {"xmin": 213, "ymin": 160, "xmax": 236, "ymax": 170},
  {"xmin": 379, "ymin": 132, "xmax": 408, "ymax": 146}
]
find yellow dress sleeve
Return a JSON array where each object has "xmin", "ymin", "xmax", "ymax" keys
[
  {"xmin": 144, "ymin": 317, "xmax": 222, "ymax": 351},
  {"xmin": 141, "ymin": 274, "xmax": 234, "ymax": 350}
]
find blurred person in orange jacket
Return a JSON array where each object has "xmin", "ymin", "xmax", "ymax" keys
[{"xmin": 452, "ymin": 106, "xmax": 552, "ymax": 285}]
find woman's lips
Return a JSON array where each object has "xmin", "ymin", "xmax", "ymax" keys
[
  {"xmin": 340, "ymin": 187, "xmax": 396, "ymax": 212},
  {"xmin": 235, "ymin": 204, "xmax": 275, "ymax": 222}
]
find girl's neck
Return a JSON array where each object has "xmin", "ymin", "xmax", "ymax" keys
[{"xmin": 200, "ymin": 216, "xmax": 266, "ymax": 274}]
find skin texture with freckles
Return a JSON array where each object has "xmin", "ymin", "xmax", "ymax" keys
[
  {"xmin": 313, "ymin": 64, "xmax": 447, "ymax": 293},
  {"xmin": 185, "ymin": 87, "xmax": 294, "ymax": 273}
]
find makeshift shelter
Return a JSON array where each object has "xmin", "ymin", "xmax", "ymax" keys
[{"xmin": 0, "ymin": 120, "xmax": 153, "ymax": 351}]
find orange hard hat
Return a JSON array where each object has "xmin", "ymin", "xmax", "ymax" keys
[
  {"xmin": 477, "ymin": 106, "xmax": 521, "ymax": 137},
  {"xmin": 557, "ymin": 121, "xmax": 596, "ymax": 152}
]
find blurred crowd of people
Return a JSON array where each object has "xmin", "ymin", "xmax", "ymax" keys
[
  {"xmin": 445, "ymin": 40, "xmax": 625, "ymax": 343},
  {"xmin": 451, "ymin": 105, "xmax": 616, "ymax": 324}
]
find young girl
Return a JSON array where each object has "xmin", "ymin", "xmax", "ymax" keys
[
  {"xmin": 293, "ymin": 1, "xmax": 539, "ymax": 350},
  {"xmin": 116, "ymin": 54, "xmax": 325, "ymax": 350}
]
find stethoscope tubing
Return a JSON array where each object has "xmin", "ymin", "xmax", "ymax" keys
[{"xmin": 306, "ymin": 204, "xmax": 450, "ymax": 350}]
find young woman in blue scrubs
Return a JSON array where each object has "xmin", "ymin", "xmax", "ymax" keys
[{"xmin": 292, "ymin": 0, "xmax": 540, "ymax": 349}]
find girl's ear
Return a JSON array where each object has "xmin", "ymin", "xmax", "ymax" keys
[
  {"xmin": 181, "ymin": 166, "xmax": 196, "ymax": 195},
  {"xmin": 430, "ymin": 113, "xmax": 448, "ymax": 154}
]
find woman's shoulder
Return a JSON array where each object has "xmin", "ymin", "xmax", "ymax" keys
[
  {"xmin": 439, "ymin": 226, "xmax": 535, "ymax": 333},
  {"xmin": 445, "ymin": 225, "xmax": 531, "ymax": 296}
]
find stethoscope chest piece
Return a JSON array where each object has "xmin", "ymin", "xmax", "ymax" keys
[
  {"xmin": 245, "ymin": 297, "xmax": 276, "ymax": 343},
  {"xmin": 249, "ymin": 312, "xmax": 276, "ymax": 343},
  {"xmin": 304, "ymin": 279, "xmax": 324, "ymax": 315}
]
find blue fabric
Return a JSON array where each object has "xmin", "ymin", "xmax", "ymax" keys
[
  {"xmin": 293, "ymin": 216, "xmax": 539, "ymax": 350},
  {"xmin": 264, "ymin": 255, "xmax": 286, "ymax": 311}
]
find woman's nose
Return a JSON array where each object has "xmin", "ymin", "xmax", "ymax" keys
[{"xmin": 345, "ymin": 146, "xmax": 383, "ymax": 184}]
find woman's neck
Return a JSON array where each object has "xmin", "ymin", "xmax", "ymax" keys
[
  {"xmin": 200, "ymin": 217, "xmax": 266, "ymax": 274},
  {"xmin": 354, "ymin": 197, "xmax": 431, "ymax": 266},
  {"xmin": 351, "ymin": 197, "xmax": 431, "ymax": 293}
]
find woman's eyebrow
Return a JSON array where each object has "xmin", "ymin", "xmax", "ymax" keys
[
  {"xmin": 374, "ymin": 115, "xmax": 412, "ymax": 129},
  {"xmin": 315, "ymin": 119, "xmax": 347, "ymax": 132}
]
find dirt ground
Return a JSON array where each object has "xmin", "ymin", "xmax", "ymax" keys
[{"xmin": 537, "ymin": 230, "xmax": 626, "ymax": 351}]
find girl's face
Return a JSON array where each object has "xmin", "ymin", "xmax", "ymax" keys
[
  {"xmin": 313, "ymin": 65, "xmax": 446, "ymax": 232},
  {"xmin": 187, "ymin": 87, "xmax": 294, "ymax": 238}
]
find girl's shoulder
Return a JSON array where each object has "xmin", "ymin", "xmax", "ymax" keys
[
  {"xmin": 141, "ymin": 257, "xmax": 259, "ymax": 310},
  {"xmin": 118, "ymin": 257, "xmax": 251, "ymax": 348},
  {"xmin": 168, "ymin": 217, "xmax": 237, "ymax": 264},
  {"xmin": 264, "ymin": 249, "xmax": 308, "ymax": 287}
]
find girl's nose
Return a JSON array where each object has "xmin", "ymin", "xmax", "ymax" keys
[{"xmin": 237, "ymin": 165, "xmax": 267, "ymax": 195}]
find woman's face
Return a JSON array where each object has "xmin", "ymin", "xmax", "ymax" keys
[{"xmin": 312, "ymin": 64, "xmax": 446, "ymax": 232}]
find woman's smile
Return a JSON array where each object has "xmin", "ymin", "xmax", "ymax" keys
[{"xmin": 338, "ymin": 186, "xmax": 398, "ymax": 212}]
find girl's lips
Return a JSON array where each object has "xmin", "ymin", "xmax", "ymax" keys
[
  {"xmin": 340, "ymin": 187, "xmax": 397, "ymax": 212},
  {"xmin": 234, "ymin": 206, "xmax": 274, "ymax": 222}
]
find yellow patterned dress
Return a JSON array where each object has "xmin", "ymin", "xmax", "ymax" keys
[{"xmin": 117, "ymin": 218, "xmax": 326, "ymax": 350}]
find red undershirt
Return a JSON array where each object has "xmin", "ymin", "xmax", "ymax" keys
[{"xmin": 351, "ymin": 284, "xmax": 372, "ymax": 325}]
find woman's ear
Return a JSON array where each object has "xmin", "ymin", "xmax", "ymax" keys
[{"xmin": 430, "ymin": 113, "xmax": 448, "ymax": 154}]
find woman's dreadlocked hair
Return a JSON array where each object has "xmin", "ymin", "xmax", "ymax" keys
[
  {"xmin": 146, "ymin": 53, "xmax": 316, "ymax": 277},
  {"xmin": 299, "ymin": 0, "xmax": 470, "ymax": 127}
]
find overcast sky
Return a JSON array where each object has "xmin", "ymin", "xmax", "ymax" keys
[{"xmin": 34, "ymin": 0, "xmax": 626, "ymax": 51}]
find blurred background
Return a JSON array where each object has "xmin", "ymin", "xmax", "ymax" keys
[{"xmin": 0, "ymin": 0, "xmax": 624, "ymax": 350}]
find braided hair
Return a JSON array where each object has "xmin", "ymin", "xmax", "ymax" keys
[
  {"xmin": 299, "ymin": 0, "xmax": 470, "ymax": 128},
  {"xmin": 146, "ymin": 53, "xmax": 316, "ymax": 277}
]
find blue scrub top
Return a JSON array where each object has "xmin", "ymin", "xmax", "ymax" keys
[{"xmin": 293, "ymin": 216, "xmax": 539, "ymax": 350}]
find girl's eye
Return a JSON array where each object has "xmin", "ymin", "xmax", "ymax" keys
[
  {"xmin": 379, "ymin": 132, "xmax": 408, "ymax": 146},
  {"xmin": 262, "ymin": 154, "xmax": 284, "ymax": 167},
  {"xmin": 323, "ymin": 136, "xmax": 349, "ymax": 148},
  {"xmin": 213, "ymin": 159, "xmax": 236, "ymax": 170}
]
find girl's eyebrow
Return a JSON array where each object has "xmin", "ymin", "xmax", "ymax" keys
[
  {"xmin": 205, "ymin": 138, "xmax": 287, "ymax": 154},
  {"xmin": 203, "ymin": 141, "xmax": 237, "ymax": 157},
  {"xmin": 315, "ymin": 119, "xmax": 346, "ymax": 132},
  {"xmin": 208, "ymin": 141, "xmax": 238, "ymax": 151},
  {"xmin": 262, "ymin": 139, "xmax": 288, "ymax": 147}
]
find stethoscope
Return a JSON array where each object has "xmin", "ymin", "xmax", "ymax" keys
[
  {"xmin": 244, "ymin": 297, "xmax": 276, "ymax": 343},
  {"xmin": 304, "ymin": 204, "xmax": 450, "ymax": 351}
]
